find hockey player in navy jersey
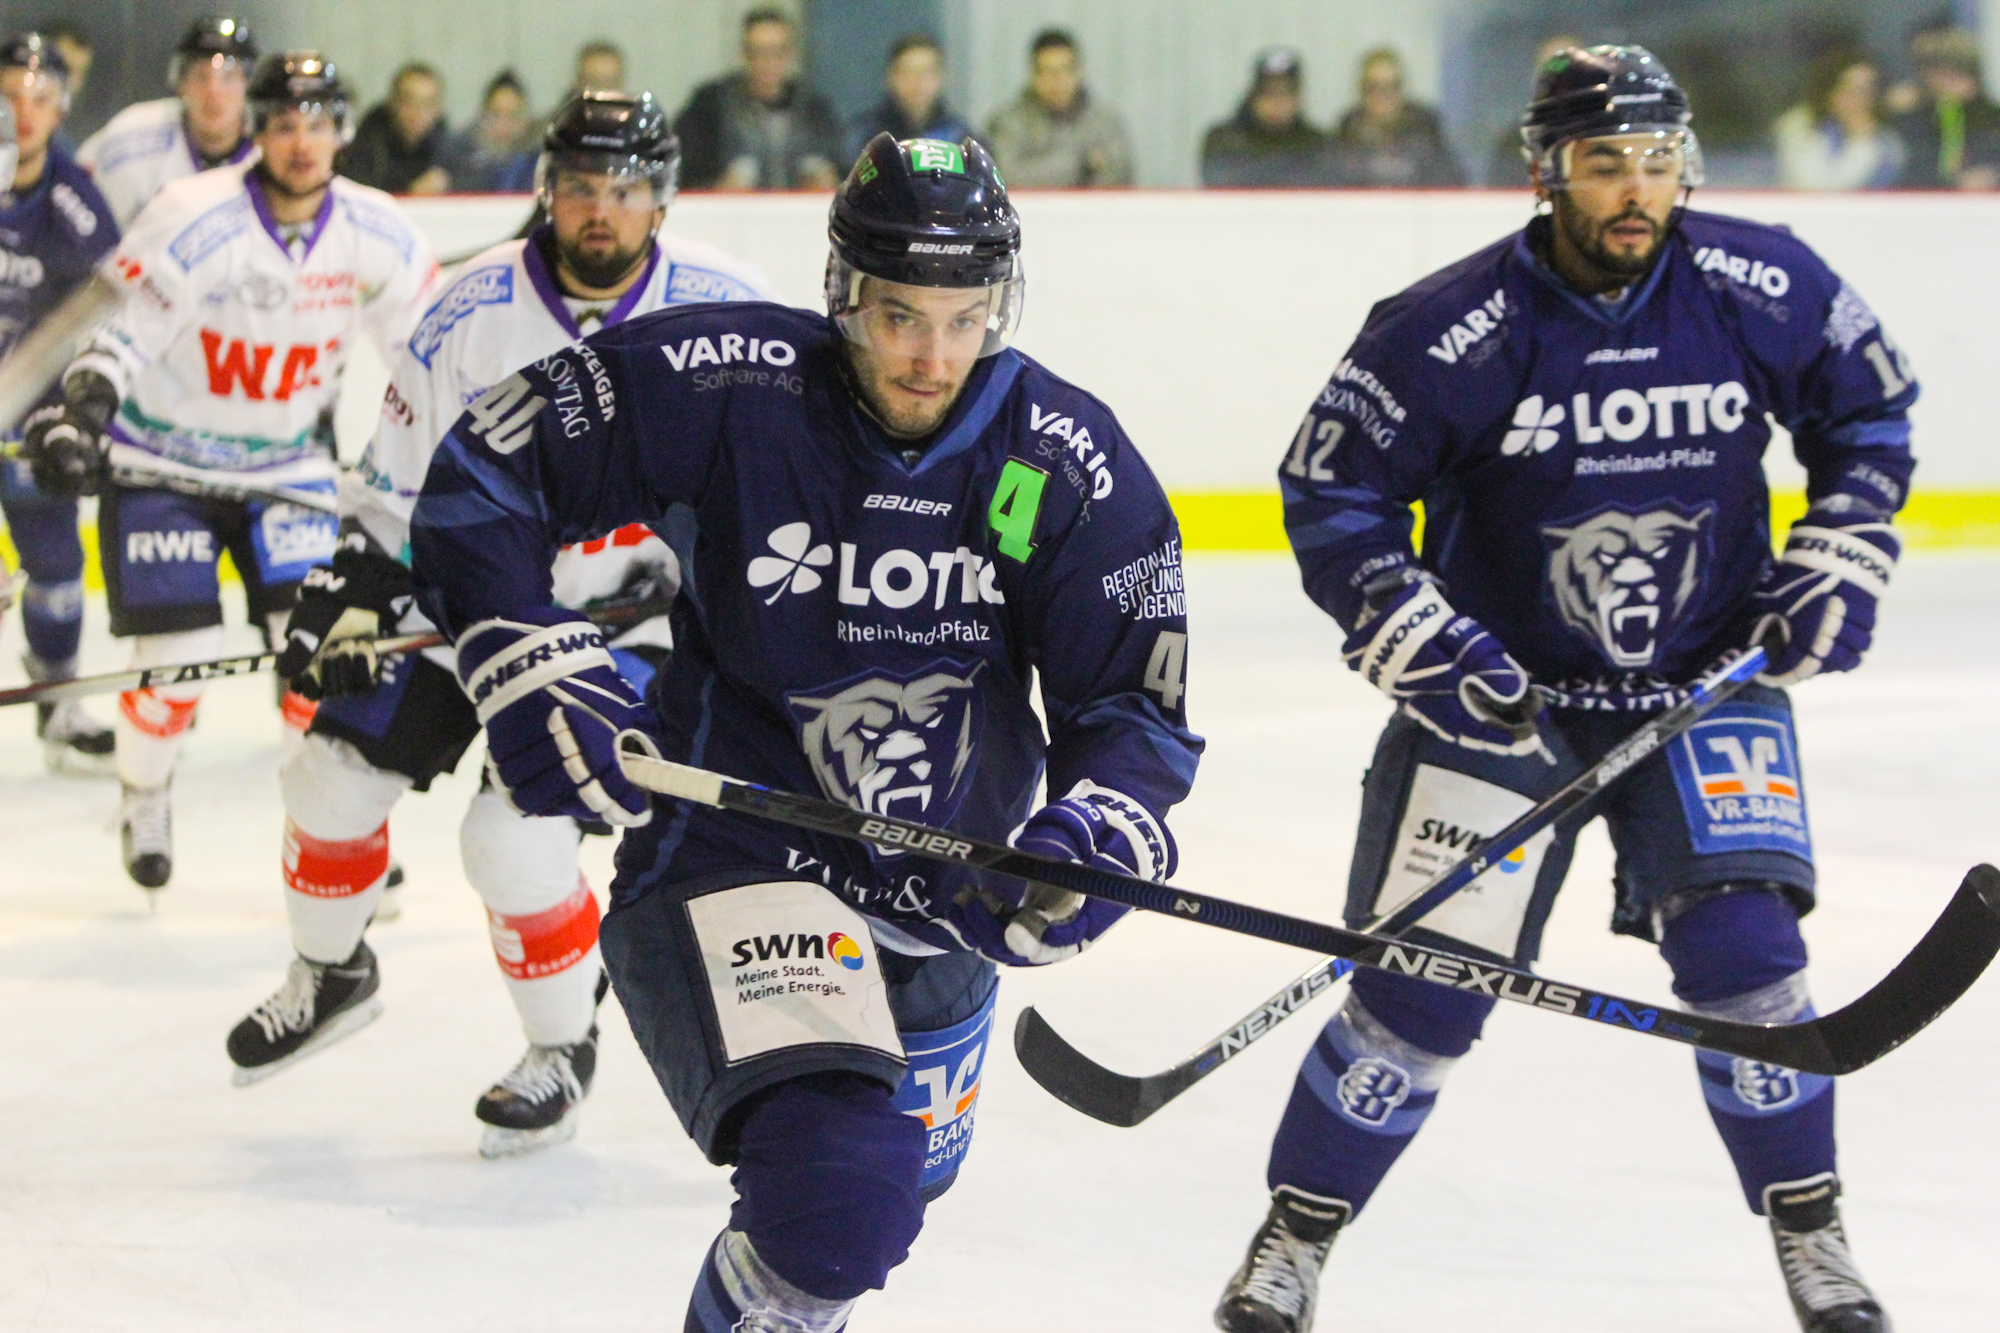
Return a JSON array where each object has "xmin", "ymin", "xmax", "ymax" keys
[
  {"xmin": 410, "ymin": 133, "xmax": 1201, "ymax": 1329},
  {"xmin": 0, "ymin": 33, "xmax": 120, "ymax": 773},
  {"xmin": 1216, "ymin": 48, "xmax": 1908, "ymax": 1333}
]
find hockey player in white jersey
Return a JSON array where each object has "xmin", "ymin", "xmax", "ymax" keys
[
  {"xmin": 21, "ymin": 51, "xmax": 438, "ymax": 892},
  {"xmin": 77, "ymin": 17, "xmax": 257, "ymax": 231},
  {"xmin": 232, "ymin": 91, "xmax": 775, "ymax": 1156}
]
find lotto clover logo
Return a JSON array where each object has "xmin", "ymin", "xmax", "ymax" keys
[
  {"xmin": 1501, "ymin": 394, "xmax": 1565, "ymax": 455},
  {"xmin": 906, "ymin": 139, "xmax": 965, "ymax": 174},
  {"xmin": 748, "ymin": 522, "xmax": 833, "ymax": 603}
]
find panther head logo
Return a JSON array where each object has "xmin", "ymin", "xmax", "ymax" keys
[
  {"xmin": 787, "ymin": 660, "xmax": 985, "ymax": 837},
  {"xmin": 1542, "ymin": 502, "xmax": 1714, "ymax": 669}
]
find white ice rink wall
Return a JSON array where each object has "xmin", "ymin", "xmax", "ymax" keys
[{"xmin": 385, "ymin": 190, "xmax": 2000, "ymax": 549}]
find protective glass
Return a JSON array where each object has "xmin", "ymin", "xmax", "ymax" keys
[
  {"xmin": 826, "ymin": 253, "xmax": 1025, "ymax": 360},
  {"xmin": 1532, "ymin": 128, "xmax": 1705, "ymax": 191},
  {"xmin": 535, "ymin": 154, "xmax": 674, "ymax": 215}
]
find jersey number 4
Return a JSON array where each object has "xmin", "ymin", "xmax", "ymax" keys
[
  {"xmin": 465, "ymin": 373, "xmax": 549, "ymax": 455},
  {"xmin": 1144, "ymin": 630, "xmax": 1187, "ymax": 711}
]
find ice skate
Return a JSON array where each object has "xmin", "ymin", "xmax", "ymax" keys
[
  {"xmin": 38, "ymin": 698, "xmax": 115, "ymax": 774},
  {"xmin": 227, "ymin": 942, "xmax": 383, "ymax": 1086},
  {"xmin": 1766, "ymin": 1174, "xmax": 1892, "ymax": 1332},
  {"xmin": 475, "ymin": 1026, "xmax": 599, "ymax": 1158},
  {"xmin": 1215, "ymin": 1187, "xmax": 1350, "ymax": 1333},
  {"xmin": 373, "ymin": 861, "xmax": 406, "ymax": 923},
  {"xmin": 119, "ymin": 781, "xmax": 173, "ymax": 892}
]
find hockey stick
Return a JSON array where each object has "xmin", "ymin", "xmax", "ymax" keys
[
  {"xmin": 0, "ymin": 443, "xmax": 341, "ymax": 513},
  {"xmin": 0, "ymin": 594, "xmax": 672, "ymax": 708},
  {"xmin": 1014, "ymin": 645, "xmax": 1776, "ymax": 1125},
  {"xmin": 0, "ymin": 274, "xmax": 120, "ymax": 435},
  {"xmin": 612, "ymin": 739, "xmax": 2000, "ymax": 1080}
]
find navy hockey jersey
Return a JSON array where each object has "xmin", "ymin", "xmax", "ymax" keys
[
  {"xmin": 1284, "ymin": 209, "xmax": 1917, "ymax": 696},
  {"xmin": 0, "ymin": 145, "xmax": 116, "ymax": 424},
  {"xmin": 411, "ymin": 303, "xmax": 1203, "ymax": 953}
]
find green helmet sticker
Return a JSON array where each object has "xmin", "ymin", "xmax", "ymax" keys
[
  {"xmin": 906, "ymin": 139, "xmax": 966, "ymax": 174},
  {"xmin": 857, "ymin": 157, "xmax": 879, "ymax": 185}
]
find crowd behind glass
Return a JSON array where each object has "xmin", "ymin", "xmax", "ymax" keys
[{"xmin": 37, "ymin": 10, "xmax": 2000, "ymax": 193}]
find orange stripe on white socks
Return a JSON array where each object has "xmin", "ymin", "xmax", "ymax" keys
[
  {"xmin": 488, "ymin": 878, "xmax": 601, "ymax": 980},
  {"xmin": 282, "ymin": 819, "xmax": 390, "ymax": 899},
  {"xmin": 118, "ymin": 688, "xmax": 201, "ymax": 739}
]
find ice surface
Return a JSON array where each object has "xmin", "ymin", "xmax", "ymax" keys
[{"xmin": 0, "ymin": 553, "xmax": 1995, "ymax": 1331}]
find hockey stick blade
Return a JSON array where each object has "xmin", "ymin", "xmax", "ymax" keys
[
  {"xmin": 613, "ymin": 744, "xmax": 2000, "ymax": 1083},
  {"xmin": 1014, "ymin": 644, "xmax": 1770, "ymax": 1125},
  {"xmin": 1016, "ymin": 863, "xmax": 2000, "ymax": 1125}
]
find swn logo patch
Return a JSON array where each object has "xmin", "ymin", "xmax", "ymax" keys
[
  {"xmin": 200, "ymin": 329, "xmax": 334, "ymax": 401},
  {"xmin": 728, "ymin": 931, "xmax": 865, "ymax": 969}
]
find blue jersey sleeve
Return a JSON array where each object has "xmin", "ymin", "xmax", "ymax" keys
[
  {"xmin": 1004, "ymin": 378, "xmax": 1205, "ymax": 820},
  {"xmin": 409, "ymin": 310, "xmax": 744, "ymax": 634}
]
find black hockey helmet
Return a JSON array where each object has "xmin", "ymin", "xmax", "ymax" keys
[
  {"xmin": 535, "ymin": 91, "xmax": 679, "ymax": 209},
  {"xmin": 0, "ymin": 33, "xmax": 72, "ymax": 111},
  {"xmin": 171, "ymin": 16, "xmax": 257, "ymax": 88},
  {"xmin": 1520, "ymin": 44, "xmax": 1703, "ymax": 190},
  {"xmin": 248, "ymin": 51, "xmax": 352, "ymax": 141},
  {"xmin": 826, "ymin": 133, "xmax": 1024, "ymax": 358}
]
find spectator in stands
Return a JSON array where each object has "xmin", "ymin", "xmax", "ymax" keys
[
  {"xmin": 42, "ymin": 20, "xmax": 90, "ymax": 149},
  {"xmin": 846, "ymin": 33, "xmax": 976, "ymax": 160},
  {"xmin": 676, "ymin": 8, "xmax": 841, "ymax": 191},
  {"xmin": 342, "ymin": 61, "xmax": 450, "ymax": 195},
  {"xmin": 1200, "ymin": 49, "xmax": 1328, "ymax": 188},
  {"xmin": 1484, "ymin": 34, "xmax": 1580, "ymax": 186},
  {"xmin": 1327, "ymin": 47, "xmax": 1463, "ymax": 187},
  {"xmin": 1774, "ymin": 50, "xmax": 1904, "ymax": 190},
  {"xmin": 986, "ymin": 28, "xmax": 1133, "ymax": 187},
  {"xmin": 573, "ymin": 39, "xmax": 624, "ymax": 96},
  {"xmin": 444, "ymin": 70, "xmax": 537, "ymax": 194},
  {"xmin": 1894, "ymin": 26, "xmax": 2000, "ymax": 189}
]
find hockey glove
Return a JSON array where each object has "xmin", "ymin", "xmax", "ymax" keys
[
  {"xmin": 20, "ymin": 369, "xmax": 117, "ymax": 497},
  {"xmin": 952, "ymin": 780, "xmax": 1173, "ymax": 966},
  {"xmin": 274, "ymin": 536, "xmax": 416, "ymax": 700},
  {"xmin": 1751, "ymin": 498, "xmax": 1900, "ymax": 687},
  {"xmin": 458, "ymin": 607, "xmax": 658, "ymax": 827},
  {"xmin": 1342, "ymin": 569, "xmax": 1543, "ymax": 757}
]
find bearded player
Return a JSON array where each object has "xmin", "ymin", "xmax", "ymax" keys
[
  {"xmin": 233, "ymin": 91, "xmax": 774, "ymax": 1157},
  {"xmin": 410, "ymin": 133, "xmax": 1202, "ymax": 1328},
  {"xmin": 1216, "ymin": 47, "xmax": 1909, "ymax": 1333}
]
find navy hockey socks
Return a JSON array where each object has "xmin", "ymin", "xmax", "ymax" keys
[
  {"xmin": 1661, "ymin": 889, "xmax": 1834, "ymax": 1212},
  {"xmin": 1265, "ymin": 968, "xmax": 1493, "ymax": 1214}
]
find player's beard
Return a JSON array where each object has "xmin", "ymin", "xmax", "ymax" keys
[
  {"xmin": 1555, "ymin": 197, "xmax": 1665, "ymax": 281},
  {"xmin": 844, "ymin": 343, "xmax": 968, "ymax": 440},
  {"xmin": 557, "ymin": 232, "xmax": 652, "ymax": 292}
]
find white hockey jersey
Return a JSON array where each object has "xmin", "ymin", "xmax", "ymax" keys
[
  {"xmin": 74, "ymin": 162, "xmax": 438, "ymax": 484},
  {"xmin": 77, "ymin": 98, "xmax": 256, "ymax": 231},
  {"xmin": 347, "ymin": 226, "xmax": 778, "ymax": 650}
]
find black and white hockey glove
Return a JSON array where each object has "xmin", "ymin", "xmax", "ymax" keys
[
  {"xmin": 275, "ymin": 535, "xmax": 415, "ymax": 700},
  {"xmin": 458, "ymin": 608, "xmax": 659, "ymax": 827},
  {"xmin": 20, "ymin": 369, "xmax": 117, "ymax": 497},
  {"xmin": 1751, "ymin": 498, "xmax": 1899, "ymax": 687}
]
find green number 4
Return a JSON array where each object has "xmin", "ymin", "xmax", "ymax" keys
[{"xmin": 988, "ymin": 459, "xmax": 1047, "ymax": 562}]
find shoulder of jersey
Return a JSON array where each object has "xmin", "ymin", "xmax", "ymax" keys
[
  {"xmin": 1357, "ymin": 230, "xmax": 1519, "ymax": 363},
  {"xmin": 608, "ymin": 298, "xmax": 825, "ymax": 364},
  {"xmin": 1007, "ymin": 351, "xmax": 1152, "ymax": 509},
  {"xmin": 407, "ymin": 240, "xmax": 528, "ymax": 368},
  {"xmin": 329, "ymin": 177, "xmax": 425, "ymax": 264},
  {"xmin": 656, "ymin": 232, "xmax": 780, "ymax": 304},
  {"xmin": 78, "ymin": 98, "xmax": 181, "ymax": 167},
  {"xmin": 44, "ymin": 152, "xmax": 112, "ymax": 241},
  {"xmin": 1676, "ymin": 207, "xmax": 1838, "ymax": 298}
]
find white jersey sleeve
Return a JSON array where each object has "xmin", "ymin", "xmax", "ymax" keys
[{"xmin": 76, "ymin": 99, "xmax": 257, "ymax": 232}]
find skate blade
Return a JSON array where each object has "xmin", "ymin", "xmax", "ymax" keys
[
  {"xmin": 230, "ymin": 996, "xmax": 385, "ymax": 1087},
  {"xmin": 478, "ymin": 1108, "xmax": 581, "ymax": 1159},
  {"xmin": 44, "ymin": 742, "xmax": 118, "ymax": 778}
]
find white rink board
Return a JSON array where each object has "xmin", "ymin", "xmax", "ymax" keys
[
  {"xmin": 1, "ymin": 553, "xmax": 1996, "ymax": 1331},
  {"xmin": 375, "ymin": 190, "xmax": 2000, "ymax": 492}
]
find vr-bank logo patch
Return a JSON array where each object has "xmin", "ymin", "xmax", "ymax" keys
[
  {"xmin": 786, "ymin": 659, "xmax": 985, "ymax": 840},
  {"xmin": 1666, "ymin": 703, "xmax": 1811, "ymax": 859},
  {"xmin": 1542, "ymin": 500, "xmax": 1714, "ymax": 669},
  {"xmin": 1335, "ymin": 1056, "xmax": 1412, "ymax": 1127}
]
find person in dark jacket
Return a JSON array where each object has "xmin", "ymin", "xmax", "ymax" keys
[
  {"xmin": 1892, "ymin": 25, "xmax": 2000, "ymax": 189},
  {"xmin": 443, "ymin": 70, "xmax": 537, "ymax": 193},
  {"xmin": 675, "ymin": 8, "xmax": 841, "ymax": 191},
  {"xmin": 1201, "ymin": 49, "xmax": 1329, "ymax": 188},
  {"xmin": 340, "ymin": 62, "xmax": 448, "ymax": 194},
  {"xmin": 845, "ymin": 33, "xmax": 976, "ymax": 160},
  {"xmin": 1327, "ymin": 46, "xmax": 1463, "ymax": 187}
]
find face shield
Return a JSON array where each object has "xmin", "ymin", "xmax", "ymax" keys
[
  {"xmin": 1530, "ymin": 128, "xmax": 1704, "ymax": 192},
  {"xmin": 825, "ymin": 251, "xmax": 1024, "ymax": 361},
  {"xmin": 253, "ymin": 98, "xmax": 354, "ymax": 146},
  {"xmin": 536, "ymin": 151, "xmax": 675, "ymax": 218}
]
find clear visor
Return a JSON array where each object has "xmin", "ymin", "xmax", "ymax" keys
[
  {"xmin": 826, "ymin": 253, "xmax": 1024, "ymax": 361},
  {"xmin": 535, "ymin": 153, "xmax": 674, "ymax": 212},
  {"xmin": 176, "ymin": 54, "xmax": 250, "ymax": 90},
  {"xmin": 254, "ymin": 99, "xmax": 353, "ymax": 144},
  {"xmin": 1534, "ymin": 128, "xmax": 1704, "ymax": 191},
  {"xmin": 3, "ymin": 68, "xmax": 69, "ymax": 112}
]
